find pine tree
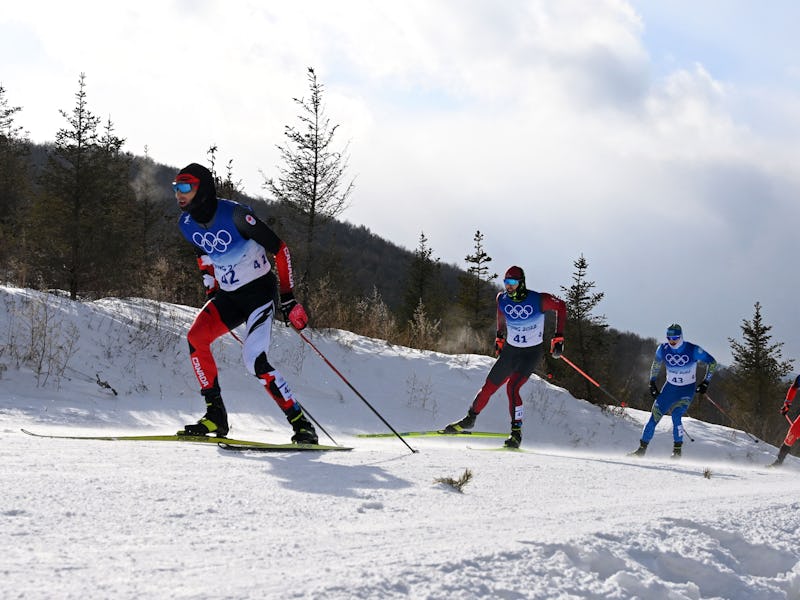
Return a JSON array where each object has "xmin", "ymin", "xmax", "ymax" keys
[
  {"xmin": 263, "ymin": 67, "xmax": 355, "ymax": 293},
  {"xmin": 457, "ymin": 230, "xmax": 497, "ymax": 334},
  {"xmin": 401, "ymin": 232, "xmax": 445, "ymax": 326},
  {"xmin": 554, "ymin": 254, "xmax": 608, "ymax": 404},
  {"xmin": 728, "ymin": 301, "xmax": 793, "ymax": 441},
  {"xmin": 0, "ymin": 85, "xmax": 32, "ymax": 280},
  {"xmin": 207, "ymin": 145, "xmax": 243, "ymax": 201},
  {"xmin": 31, "ymin": 73, "xmax": 134, "ymax": 299}
]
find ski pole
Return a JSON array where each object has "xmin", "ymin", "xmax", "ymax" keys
[
  {"xmin": 296, "ymin": 330, "xmax": 417, "ymax": 454},
  {"xmin": 227, "ymin": 328, "xmax": 339, "ymax": 446},
  {"xmin": 703, "ymin": 393, "xmax": 759, "ymax": 443},
  {"xmin": 559, "ymin": 354, "xmax": 624, "ymax": 407}
]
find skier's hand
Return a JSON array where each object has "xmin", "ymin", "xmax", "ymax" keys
[
  {"xmin": 202, "ymin": 274, "xmax": 218, "ymax": 294},
  {"xmin": 649, "ymin": 380, "xmax": 659, "ymax": 399},
  {"xmin": 550, "ymin": 335, "xmax": 564, "ymax": 359},
  {"xmin": 494, "ymin": 336, "xmax": 505, "ymax": 357},
  {"xmin": 280, "ymin": 293, "xmax": 308, "ymax": 330},
  {"xmin": 197, "ymin": 255, "xmax": 219, "ymax": 296},
  {"xmin": 696, "ymin": 380, "xmax": 709, "ymax": 395},
  {"xmin": 782, "ymin": 401, "xmax": 792, "ymax": 416}
]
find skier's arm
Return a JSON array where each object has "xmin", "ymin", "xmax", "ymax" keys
[
  {"xmin": 649, "ymin": 346, "xmax": 664, "ymax": 382},
  {"xmin": 495, "ymin": 292, "xmax": 506, "ymax": 336},
  {"xmin": 783, "ymin": 375, "xmax": 800, "ymax": 414},
  {"xmin": 540, "ymin": 293, "xmax": 566, "ymax": 337},
  {"xmin": 232, "ymin": 206, "xmax": 306, "ymax": 329},
  {"xmin": 232, "ymin": 206, "xmax": 294, "ymax": 294},
  {"xmin": 694, "ymin": 347, "xmax": 717, "ymax": 394}
]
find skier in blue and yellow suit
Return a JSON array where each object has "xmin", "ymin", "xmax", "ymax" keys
[{"xmin": 631, "ymin": 323, "xmax": 717, "ymax": 458}]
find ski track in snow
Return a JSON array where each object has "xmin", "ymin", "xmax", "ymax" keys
[{"xmin": 2, "ymin": 286, "xmax": 800, "ymax": 599}]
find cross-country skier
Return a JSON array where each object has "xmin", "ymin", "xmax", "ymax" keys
[
  {"xmin": 443, "ymin": 265, "xmax": 567, "ymax": 448},
  {"xmin": 630, "ymin": 324, "xmax": 717, "ymax": 458},
  {"xmin": 173, "ymin": 163, "xmax": 317, "ymax": 444},
  {"xmin": 769, "ymin": 375, "xmax": 800, "ymax": 466}
]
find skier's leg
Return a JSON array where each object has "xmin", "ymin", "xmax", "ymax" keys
[
  {"xmin": 186, "ymin": 299, "xmax": 230, "ymax": 392},
  {"xmin": 785, "ymin": 414, "xmax": 800, "ymax": 446},
  {"xmin": 182, "ymin": 299, "xmax": 234, "ymax": 436},
  {"xmin": 244, "ymin": 301, "xmax": 317, "ymax": 444}
]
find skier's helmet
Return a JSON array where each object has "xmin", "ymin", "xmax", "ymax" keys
[
  {"xmin": 174, "ymin": 163, "xmax": 218, "ymax": 223},
  {"xmin": 504, "ymin": 265, "xmax": 527, "ymax": 300},
  {"xmin": 666, "ymin": 323, "xmax": 683, "ymax": 340}
]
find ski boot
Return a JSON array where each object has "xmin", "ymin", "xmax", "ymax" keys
[
  {"xmin": 670, "ymin": 441, "xmax": 682, "ymax": 459},
  {"xmin": 442, "ymin": 408, "xmax": 478, "ymax": 434},
  {"xmin": 504, "ymin": 422, "xmax": 522, "ymax": 449},
  {"xmin": 179, "ymin": 389, "xmax": 229, "ymax": 437},
  {"xmin": 628, "ymin": 440, "xmax": 648, "ymax": 457},
  {"xmin": 769, "ymin": 444, "xmax": 791, "ymax": 467},
  {"xmin": 287, "ymin": 404, "xmax": 318, "ymax": 444}
]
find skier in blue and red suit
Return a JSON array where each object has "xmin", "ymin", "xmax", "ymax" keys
[
  {"xmin": 631, "ymin": 323, "xmax": 717, "ymax": 458},
  {"xmin": 443, "ymin": 265, "xmax": 567, "ymax": 448},
  {"xmin": 173, "ymin": 162, "xmax": 317, "ymax": 444}
]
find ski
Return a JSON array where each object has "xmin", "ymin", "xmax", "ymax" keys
[
  {"xmin": 356, "ymin": 430, "xmax": 506, "ymax": 438},
  {"xmin": 218, "ymin": 442, "xmax": 352, "ymax": 452},
  {"xmin": 468, "ymin": 445, "xmax": 533, "ymax": 453},
  {"xmin": 20, "ymin": 428, "xmax": 312, "ymax": 449}
]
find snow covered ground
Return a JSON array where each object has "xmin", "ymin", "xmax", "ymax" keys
[{"xmin": 2, "ymin": 286, "xmax": 800, "ymax": 599}]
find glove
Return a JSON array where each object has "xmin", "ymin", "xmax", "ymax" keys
[
  {"xmin": 782, "ymin": 401, "xmax": 791, "ymax": 416},
  {"xmin": 649, "ymin": 380, "xmax": 659, "ymax": 399},
  {"xmin": 550, "ymin": 335, "xmax": 564, "ymax": 359},
  {"xmin": 494, "ymin": 336, "xmax": 505, "ymax": 357},
  {"xmin": 202, "ymin": 274, "xmax": 217, "ymax": 291},
  {"xmin": 280, "ymin": 293, "xmax": 308, "ymax": 330},
  {"xmin": 696, "ymin": 380, "xmax": 709, "ymax": 395},
  {"xmin": 197, "ymin": 255, "xmax": 218, "ymax": 296}
]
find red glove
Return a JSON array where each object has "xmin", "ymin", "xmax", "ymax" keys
[
  {"xmin": 550, "ymin": 335, "xmax": 564, "ymax": 358},
  {"xmin": 197, "ymin": 255, "xmax": 219, "ymax": 296},
  {"xmin": 782, "ymin": 401, "xmax": 792, "ymax": 416},
  {"xmin": 280, "ymin": 293, "xmax": 308, "ymax": 330},
  {"xmin": 494, "ymin": 336, "xmax": 505, "ymax": 357}
]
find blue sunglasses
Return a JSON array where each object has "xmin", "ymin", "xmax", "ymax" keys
[
  {"xmin": 504, "ymin": 278, "xmax": 520, "ymax": 286},
  {"xmin": 667, "ymin": 335, "xmax": 681, "ymax": 341},
  {"xmin": 172, "ymin": 182, "xmax": 196, "ymax": 193}
]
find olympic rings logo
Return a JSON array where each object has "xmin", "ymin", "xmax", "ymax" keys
[
  {"xmin": 192, "ymin": 230, "xmax": 233, "ymax": 254},
  {"xmin": 505, "ymin": 304, "xmax": 534, "ymax": 319},
  {"xmin": 665, "ymin": 354, "xmax": 690, "ymax": 366}
]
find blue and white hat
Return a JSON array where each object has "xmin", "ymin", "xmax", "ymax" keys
[{"xmin": 666, "ymin": 323, "xmax": 682, "ymax": 338}]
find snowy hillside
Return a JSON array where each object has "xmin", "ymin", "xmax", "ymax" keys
[{"xmin": 2, "ymin": 286, "xmax": 800, "ymax": 599}]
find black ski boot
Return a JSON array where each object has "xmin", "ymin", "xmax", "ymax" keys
[
  {"xmin": 769, "ymin": 444, "xmax": 791, "ymax": 467},
  {"xmin": 179, "ymin": 389, "xmax": 229, "ymax": 437},
  {"xmin": 504, "ymin": 422, "xmax": 522, "ymax": 448},
  {"xmin": 629, "ymin": 440, "xmax": 648, "ymax": 457},
  {"xmin": 443, "ymin": 408, "xmax": 478, "ymax": 434},
  {"xmin": 671, "ymin": 441, "xmax": 682, "ymax": 459},
  {"xmin": 287, "ymin": 405, "xmax": 318, "ymax": 444}
]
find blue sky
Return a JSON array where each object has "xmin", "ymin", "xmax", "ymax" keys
[{"xmin": 3, "ymin": 1, "xmax": 800, "ymax": 368}]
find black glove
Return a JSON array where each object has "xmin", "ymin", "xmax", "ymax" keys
[
  {"xmin": 494, "ymin": 330, "xmax": 506, "ymax": 356},
  {"xmin": 550, "ymin": 335, "xmax": 564, "ymax": 359},
  {"xmin": 696, "ymin": 380, "xmax": 709, "ymax": 395},
  {"xmin": 782, "ymin": 401, "xmax": 791, "ymax": 416},
  {"xmin": 649, "ymin": 380, "xmax": 659, "ymax": 399}
]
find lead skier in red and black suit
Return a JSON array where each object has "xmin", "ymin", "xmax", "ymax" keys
[{"xmin": 173, "ymin": 162, "xmax": 317, "ymax": 444}]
